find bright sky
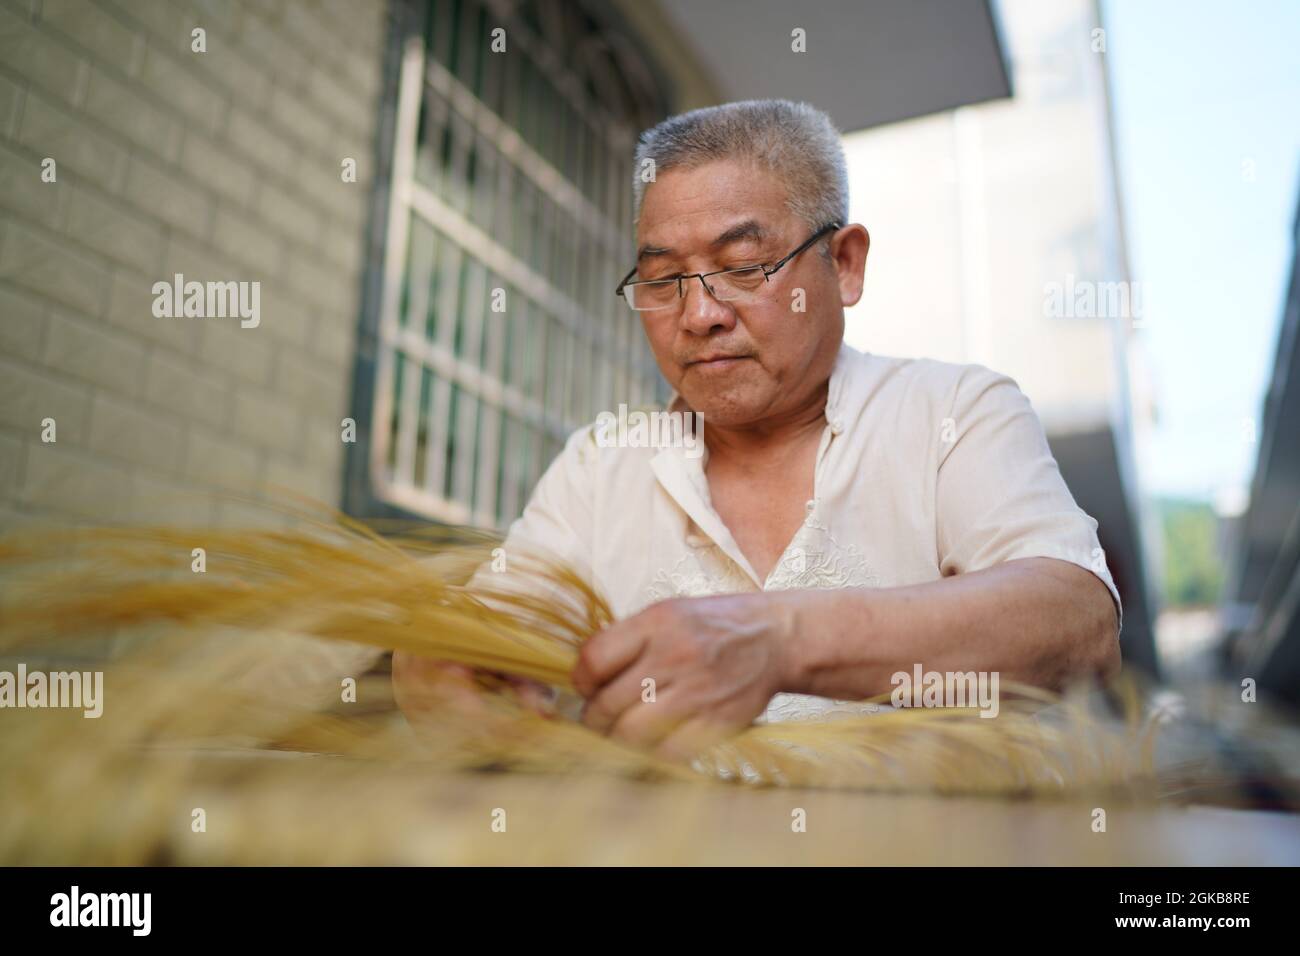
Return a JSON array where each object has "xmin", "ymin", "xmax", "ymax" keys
[{"xmin": 1100, "ymin": 0, "xmax": 1300, "ymax": 506}]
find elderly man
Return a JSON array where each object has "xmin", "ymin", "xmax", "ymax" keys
[{"xmin": 394, "ymin": 99, "xmax": 1121, "ymax": 758}]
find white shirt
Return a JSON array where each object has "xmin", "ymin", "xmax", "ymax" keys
[{"xmin": 488, "ymin": 341, "xmax": 1122, "ymax": 722}]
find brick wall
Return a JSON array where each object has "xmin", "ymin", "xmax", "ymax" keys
[{"xmin": 0, "ymin": 0, "xmax": 388, "ymax": 531}]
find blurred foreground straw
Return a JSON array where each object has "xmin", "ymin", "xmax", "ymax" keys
[{"xmin": 0, "ymin": 503, "xmax": 1289, "ymax": 864}]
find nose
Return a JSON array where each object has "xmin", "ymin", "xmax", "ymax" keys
[{"xmin": 678, "ymin": 275, "xmax": 737, "ymax": 336}]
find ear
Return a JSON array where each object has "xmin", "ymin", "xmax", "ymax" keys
[{"xmin": 833, "ymin": 224, "xmax": 870, "ymax": 308}]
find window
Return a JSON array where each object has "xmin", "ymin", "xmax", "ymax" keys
[{"xmin": 361, "ymin": 0, "xmax": 670, "ymax": 528}]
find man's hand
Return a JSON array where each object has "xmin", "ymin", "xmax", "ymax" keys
[
  {"xmin": 392, "ymin": 651, "xmax": 556, "ymax": 738},
  {"xmin": 570, "ymin": 592, "xmax": 794, "ymax": 760}
]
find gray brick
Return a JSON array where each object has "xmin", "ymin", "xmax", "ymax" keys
[
  {"xmin": 278, "ymin": 1, "xmax": 337, "ymax": 56},
  {"xmin": 266, "ymin": 83, "xmax": 332, "ymax": 151},
  {"xmin": 87, "ymin": 391, "xmax": 182, "ymax": 472},
  {"xmin": 302, "ymin": 64, "xmax": 373, "ymax": 141},
  {"xmin": 106, "ymin": 0, "xmax": 196, "ymax": 58},
  {"xmin": 314, "ymin": 231, "xmax": 360, "ymax": 277},
  {"xmin": 0, "ymin": 430, "xmax": 23, "ymax": 497},
  {"xmin": 128, "ymin": 471, "xmax": 216, "ymax": 525},
  {"xmin": 144, "ymin": 349, "xmax": 229, "ymax": 429},
  {"xmin": 237, "ymin": 11, "xmax": 311, "ymax": 88},
  {"xmin": 201, "ymin": 46, "xmax": 271, "ymax": 109},
  {"xmin": 332, "ymin": 51, "xmax": 380, "ymax": 98},
  {"xmin": 0, "ymin": 356, "xmax": 92, "ymax": 444},
  {"xmin": 0, "ymin": 71, "xmax": 22, "ymax": 137},
  {"xmin": 199, "ymin": 318, "xmax": 273, "ymax": 386},
  {"xmin": 177, "ymin": 131, "xmax": 255, "ymax": 206},
  {"xmin": 305, "ymin": 6, "xmax": 381, "ymax": 106},
  {"xmin": 0, "ymin": 5, "xmax": 85, "ymax": 105},
  {"xmin": 311, "ymin": 312, "xmax": 355, "ymax": 367},
  {"xmin": 64, "ymin": 182, "xmax": 165, "ymax": 274},
  {"xmin": 41, "ymin": 0, "xmax": 136, "ymax": 67},
  {"xmin": 300, "ymin": 411, "xmax": 348, "ymax": 469},
  {"xmin": 254, "ymin": 283, "xmax": 313, "ymax": 345},
  {"xmin": 18, "ymin": 89, "xmax": 127, "ymax": 193},
  {"xmin": 225, "ymin": 106, "xmax": 297, "ymax": 177},
  {"xmin": 136, "ymin": 43, "xmax": 226, "ymax": 136},
  {"xmin": 236, "ymin": 0, "xmax": 286, "ymax": 26},
  {"xmin": 0, "ymin": 502, "xmax": 50, "ymax": 533},
  {"xmin": 124, "ymin": 155, "xmax": 211, "ymax": 238},
  {"xmin": 211, "ymin": 205, "xmax": 283, "ymax": 273},
  {"xmin": 254, "ymin": 181, "xmax": 320, "ymax": 247},
  {"xmin": 105, "ymin": 268, "xmax": 205, "ymax": 356},
  {"xmin": 318, "ymin": 0, "xmax": 385, "ymax": 51},
  {"xmin": 342, "ymin": 55, "xmax": 383, "ymax": 114},
  {"xmin": 84, "ymin": 66, "xmax": 180, "ymax": 160},
  {"xmin": 321, "ymin": 214, "xmax": 365, "ymax": 270},
  {"xmin": 182, "ymin": 425, "xmax": 261, "ymax": 490},
  {"xmin": 297, "ymin": 163, "xmax": 370, "ymax": 231},
  {"xmin": 230, "ymin": 385, "xmax": 299, "ymax": 454},
  {"xmin": 212, "ymin": 495, "xmax": 293, "ymax": 530},
  {"xmin": 284, "ymin": 248, "xmax": 354, "ymax": 311},
  {"xmin": 43, "ymin": 309, "xmax": 149, "ymax": 397},
  {"xmin": 332, "ymin": 130, "xmax": 372, "ymax": 181},
  {"xmin": 266, "ymin": 452, "xmax": 336, "ymax": 504},
  {"xmin": 0, "ymin": 140, "xmax": 61, "ymax": 223},
  {"xmin": 161, "ymin": 234, "xmax": 244, "ymax": 287},
  {"xmin": 0, "ymin": 0, "xmax": 381, "ymax": 530},
  {"xmin": 0, "ymin": 281, "xmax": 47, "ymax": 361},
  {"xmin": 0, "ymin": 218, "xmax": 112, "ymax": 316},
  {"xmin": 272, "ymin": 347, "xmax": 342, "ymax": 404},
  {"xmin": 191, "ymin": 0, "xmax": 246, "ymax": 41},
  {"xmin": 20, "ymin": 441, "xmax": 134, "ymax": 521}
]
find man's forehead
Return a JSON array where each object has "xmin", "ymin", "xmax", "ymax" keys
[
  {"xmin": 636, "ymin": 216, "xmax": 780, "ymax": 262},
  {"xmin": 636, "ymin": 161, "xmax": 793, "ymax": 247}
]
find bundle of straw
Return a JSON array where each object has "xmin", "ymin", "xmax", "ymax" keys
[{"xmin": 0, "ymin": 503, "xmax": 1252, "ymax": 863}]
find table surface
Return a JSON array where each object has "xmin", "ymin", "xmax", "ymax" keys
[{"xmin": 158, "ymin": 756, "xmax": 1300, "ymax": 866}]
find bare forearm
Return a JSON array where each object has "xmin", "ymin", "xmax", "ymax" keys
[{"xmin": 773, "ymin": 556, "xmax": 1120, "ymax": 700}]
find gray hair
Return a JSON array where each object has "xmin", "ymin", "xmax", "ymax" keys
[{"xmin": 632, "ymin": 99, "xmax": 848, "ymax": 234}]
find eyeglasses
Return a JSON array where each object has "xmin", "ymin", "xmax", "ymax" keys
[{"xmin": 615, "ymin": 221, "xmax": 842, "ymax": 313}]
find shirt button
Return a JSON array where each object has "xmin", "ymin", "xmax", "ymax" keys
[
  {"xmin": 830, "ymin": 418, "xmax": 844, "ymax": 434},
  {"xmin": 685, "ymin": 533, "xmax": 707, "ymax": 548},
  {"xmin": 805, "ymin": 499, "xmax": 816, "ymax": 514}
]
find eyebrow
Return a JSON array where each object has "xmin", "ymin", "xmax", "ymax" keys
[{"xmin": 636, "ymin": 219, "xmax": 770, "ymax": 263}]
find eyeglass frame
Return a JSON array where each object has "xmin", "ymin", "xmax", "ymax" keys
[{"xmin": 614, "ymin": 221, "xmax": 843, "ymax": 311}]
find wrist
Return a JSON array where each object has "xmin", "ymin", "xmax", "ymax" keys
[
  {"xmin": 766, "ymin": 587, "xmax": 886, "ymax": 698},
  {"xmin": 762, "ymin": 589, "xmax": 814, "ymax": 694}
]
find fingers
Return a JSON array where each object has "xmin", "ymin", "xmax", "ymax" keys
[
  {"xmin": 603, "ymin": 695, "xmax": 680, "ymax": 751},
  {"xmin": 597, "ymin": 687, "xmax": 738, "ymax": 762},
  {"xmin": 505, "ymin": 675, "xmax": 559, "ymax": 717},
  {"xmin": 392, "ymin": 652, "xmax": 559, "ymax": 728},
  {"xmin": 580, "ymin": 666, "xmax": 663, "ymax": 735},
  {"xmin": 392, "ymin": 652, "xmax": 465, "ymax": 707},
  {"xmin": 571, "ymin": 618, "xmax": 649, "ymax": 698},
  {"xmin": 610, "ymin": 706, "xmax": 731, "ymax": 764},
  {"xmin": 654, "ymin": 717, "xmax": 731, "ymax": 763},
  {"xmin": 392, "ymin": 655, "xmax": 489, "ymax": 723}
]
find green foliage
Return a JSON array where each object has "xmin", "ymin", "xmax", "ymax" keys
[{"xmin": 1157, "ymin": 497, "xmax": 1225, "ymax": 607}]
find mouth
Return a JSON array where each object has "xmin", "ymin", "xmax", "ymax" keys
[{"xmin": 686, "ymin": 354, "xmax": 752, "ymax": 370}]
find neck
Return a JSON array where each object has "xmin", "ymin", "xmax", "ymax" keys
[{"xmin": 700, "ymin": 380, "xmax": 830, "ymax": 470}]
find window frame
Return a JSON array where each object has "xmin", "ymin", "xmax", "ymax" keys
[{"xmin": 344, "ymin": 0, "xmax": 671, "ymax": 529}]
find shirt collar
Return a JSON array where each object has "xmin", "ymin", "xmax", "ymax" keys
[{"xmin": 650, "ymin": 339, "xmax": 865, "ymax": 585}]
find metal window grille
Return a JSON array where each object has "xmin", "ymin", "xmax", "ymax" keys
[{"xmin": 369, "ymin": 0, "xmax": 668, "ymax": 528}]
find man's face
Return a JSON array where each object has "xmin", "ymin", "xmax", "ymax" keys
[{"xmin": 632, "ymin": 159, "xmax": 859, "ymax": 428}]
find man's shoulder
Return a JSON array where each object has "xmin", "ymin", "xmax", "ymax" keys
[
  {"xmin": 553, "ymin": 409, "xmax": 679, "ymax": 472},
  {"xmin": 842, "ymin": 346, "xmax": 1019, "ymax": 417}
]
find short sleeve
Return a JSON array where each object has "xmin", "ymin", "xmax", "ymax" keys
[
  {"xmin": 465, "ymin": 423, "xmax": 598, "ymax": 595},
  {"xmin": 934, "ymin": 365, "xmax": 1123, "ymax": 635}
]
